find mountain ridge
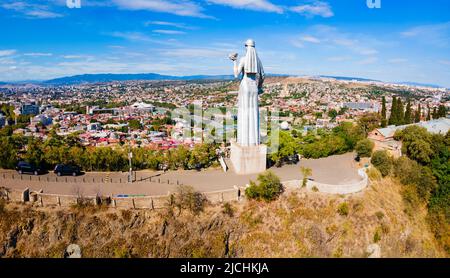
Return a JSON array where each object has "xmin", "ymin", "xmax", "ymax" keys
[{"xmin": 0, "ymin": 73, "xmax": 446, "ymax": 89}]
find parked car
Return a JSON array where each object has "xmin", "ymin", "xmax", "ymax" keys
[
  {"xmin": 286, "ymin": 154, "xmax": 299, "ymax": 165},
  {"xmin": 54, "ymin": 164, "xmax": 81, "ymax": 176},
  {"xmin": 16, "ymin": 161, "xmax": 42, "ymax": 176}
]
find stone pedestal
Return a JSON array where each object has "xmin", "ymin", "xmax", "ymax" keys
[{"xmin": 230, "ymin": 141, "xmax": 267, "ymax": 175}]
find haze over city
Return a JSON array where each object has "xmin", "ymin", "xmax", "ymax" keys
[{"xmin": 1, "ymin": 0, "xmax": 450, "ymax": 87}]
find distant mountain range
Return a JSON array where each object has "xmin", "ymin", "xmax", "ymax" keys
[
  {"xmin": 315, "ymin": 75, "xmax": 444, "ymax": 88},
  {"xmin": 0, "ymin": 73, "xmax": 446, "ymax": 89},
  {"xmin": 42, "ymin": 73, "xmax": 241, "ymax": 85},
  {"xmin": 317, "ymin": 75, "xmax": 382, "ymax": 83}
]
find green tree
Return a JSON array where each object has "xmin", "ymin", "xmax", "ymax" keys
[
  {"xmin": 395, "ymin": 126, "xmax": 433, "ymax": 165},
  {"xmin": 389, "ymin": 97, "xmax": 397, "ymax": 126},
  {"xmin": 438, "ymin": 105, "xmax": 447, "ymax": 118},
  {"xmin": 269, "ymin": 131, "xmax": 297, "ymax": 167},
  {"xmin": 357, "ymin": 113, "xmax": 380, "ymax": 136},
  {"xmin": 415, "ymin": 104, "xmax": 421, "ymax": 123},
  {"xmin": 393, "ymin": 157, "xmax": 437, "ymax": 202},
  {"xmin": 371, "ymin": 150, "xmax": 392, "ymax": 177},
  {"xmin": 245, "ymin": 171, "xmax": 284, "ymax": 202},
  {"xmin": 24, "ymin": 138, "xmax": 45, "ymax": 167},
  {"xmin": 328, "ymin": 109, "xmax": 338, "ymax": 120},
  {"xmin": 128, "ymin": 119, "xmax": 142, "ymax": 130},
  {"xmin": 0, "ymin": 136, "xmax": 21, "ymax": 169},
  {"xmin": 355, "ymin": 139, "xmax": 375, "ymax": 158},
  {"xmin": 427, "ymin": 105, "xmax": 431, "ymax": 121},
  {"xmin": 381, "ymin": 96, "xmax": 387, "ymax": 128},
  {"xmin": 404, "ymin": 99, "xmax": 412, "ymax": 124},
  {"xmin": 396, "ymin": 98, "xmax": 404, "ymax": 125},
  {"xmin": 432, "ymin": 107, "xmax": 438, "ymax": 119}
]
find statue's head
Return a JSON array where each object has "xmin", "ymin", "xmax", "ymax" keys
[{"xmin": 245, "ymin": 39, "xmax": 255, "ymax": 48}]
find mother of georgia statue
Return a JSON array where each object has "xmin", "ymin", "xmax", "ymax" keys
[{"xmin": 229, "ymin": 39, "xmax": 265, "ymax": 146}]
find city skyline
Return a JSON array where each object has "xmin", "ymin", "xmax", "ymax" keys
[{"xmin": 1, "ymin": 0, "xmax": 450, "ymax": 87}]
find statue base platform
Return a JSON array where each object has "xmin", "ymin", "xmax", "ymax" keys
[{"xmin": 230, "ymin": 141, "xmax": 267, "ymax": 175}]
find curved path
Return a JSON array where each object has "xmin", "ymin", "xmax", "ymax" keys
[{"xmin": 1, "ymin": 153, "xmax": 361, "ymax": 196}]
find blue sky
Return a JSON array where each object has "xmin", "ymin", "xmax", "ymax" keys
[{"xmin": 1, "ymin": 0, "xmax": 450, "ymax": 87}]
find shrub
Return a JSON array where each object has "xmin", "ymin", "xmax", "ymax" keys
[
  {"xmin": 355, "ymin": 139, "xmax": 375, "ymax": 158},
  {"xmin": 394, "ymin": 157, "xmax": 437, "ymax": 202},
  {"xmin": 300, "ymin": 167, "xmax": 312, "ymax": 187},
  {"xmin": 375, "ymin": 211, "xmax": 384, "ymax": 221},
  {"xmin": 0, "ymin": 199, "xmax": 5, "ymax": 215},
  {"xmin": 371, "ymin": 150, "xmax": 392, "ymax": 177},
  {"xmin": 245, "ymin": 171, "xmax": 284, "ymax": 202},
  {"xmin": 222, "ymin": 202, "xmax": 234, "ymax": 217},
  {"xmin": 337, "ymin": 202, "xmax": 349, "ymax": 216},
  {"xmin": 373, "ymin": 229, "xmax": 382, "ymax": 243},
  {"xmin": 367, "ymin": 167, "xmax": 382, "ymax": 181},
  {"xmin": 173, "ymin": 185, "xmax": 207, "ymax": 215},
  {"xmin": 401, "ymin": 185, "xmax": 421, "ymax": 216}
]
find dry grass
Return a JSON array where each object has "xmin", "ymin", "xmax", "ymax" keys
[{"xmin": 0, "ymin": 178, "xmax": 447, "ymax": 258}]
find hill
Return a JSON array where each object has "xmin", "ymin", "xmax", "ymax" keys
[
  {"xmin": 43, "ymin": 73, "xmax": 236, "ymax": 85},
  {"xmin": 0, "ymin": 176, "xmax": 445, "ymax": 258}
]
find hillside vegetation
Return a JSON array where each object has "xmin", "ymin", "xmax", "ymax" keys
[{"xmin": 0, "ymin": 176, "xmax": 446, "ymax": 258}]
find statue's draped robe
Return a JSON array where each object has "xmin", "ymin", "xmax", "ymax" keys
[{"xmin": 236, "ymin": 51, "xmax": 265, "ymax": 146}]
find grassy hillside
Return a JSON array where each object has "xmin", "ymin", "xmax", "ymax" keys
[{"xmin": 0, "ymin": 177, "xmax": 446, "ymax": 258}]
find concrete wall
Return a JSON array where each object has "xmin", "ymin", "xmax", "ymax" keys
[
  {"xmin": 307, "ymin": 168, "xmax": 368, "ymax": 194},
  {"xmin": 281, "ymin": 168, "xmax": 369, "ymax": 195}
]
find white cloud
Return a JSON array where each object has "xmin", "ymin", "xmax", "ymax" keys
[
  {"xmin": 144, "ymin": 21, "xmax": 193, "ymax": 29},
  {"xmin": 291, "ymin": 26, "xmax": 379, "ymax": 57},
  {"xmin": 291, "ymin": 1, "xmax": 334, "ymax": 18},
  {"xmin": 24, "ymin": 52, "xmax": 53, "ymax": 57},
  {"xmin": 153, "ymin": 29, "xmax": 186, "ymax": 35},
  {"xmin": 158, "ymin": 47, "xmax": 229, "ymax": 58},
  {"xmin": 333, "ymin": 38, "xmax": 378, "ymax": 56},
  {"xmin": 301, "ymin": 35, "xmax": 321, "ymax": 44},
  {"xmin": 327, "ymin": 56, "xmax": 351, "ymax": 62},
  {"xmin": 401, "ymin": 22, "xmax": 450, "ymax": 47},
  {"xmin": 109, "ymin": 31, "xmax": 153, "ymax": 42},
  {"xmin": 0, "ymin": 49, "xmax": 17, "ymax": 57},
  {"xmin": 111, "ymin": 0, "xmax": 209, "ymax": 18},
  {"xmin": 108, "ymin": 31, "xmax": 178, "ymax": 46},
  {"xmin": 62, "ymin": 55, "xmax": 88, "ymax": 59},
  {"xmin": 358, "ymin": 57, "xmax": 378, "ymax": 65},
  {"xmin": 208, "ymin": 0, "xmax": 283, "ymax": 13},
  {"xmin": 388, "ymin": 58, "xmax": 408, "ymax": 64},
  {"xmin": 1, "ymin": 1, "xmax": 63, "ymax": 19}
]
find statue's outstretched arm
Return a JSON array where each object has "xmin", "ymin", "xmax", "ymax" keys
[{"xmin": 234, "ymin": 58, "xmax": 244, "ymax": 78}]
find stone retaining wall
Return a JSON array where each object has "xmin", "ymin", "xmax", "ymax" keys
[
  {"xmin": 1, "ymin": 186, "xmax": 244, "ymax": 210},
  {"xmin": 1, "ymin": 169, "xmax": 368, "ymax": 209}
]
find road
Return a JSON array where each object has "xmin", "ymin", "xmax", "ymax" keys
[{"xmin": 1, "ymin": 153, "xmax": 361, "ymax": 196}]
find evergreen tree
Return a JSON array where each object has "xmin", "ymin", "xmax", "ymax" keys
[
  {"xmin": 432, "ymin": 107, "xmax": 438, "ymax": 119},
  {"xmin": 404, "ymin": 99, "xmax": 412, "ymax": 124},
  {"xmin": 396, "ymin": 98, "xmax": 404, "ymax": 125},
  {"xmin": 414, "ymin": 104, "xmax": 421, "ymax": 123},
  {"xmin": 427, "ymin": 105, "xmax": 431, "ymax": 121},
  {"xmin": 381, "ymin": 96, "xmax": 387, "ymax": 127},
  {"xmin": 437, "ymin": 105, "xmax": 447, "ymax": 118},
  {"xmin": 388, "ymin": 96, "xmax": 397, "ymax": 125}
]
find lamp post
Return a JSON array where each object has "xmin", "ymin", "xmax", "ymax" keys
[{"xmin": 128, "ymin": 127, "xmax": 133, "ymax": 183}]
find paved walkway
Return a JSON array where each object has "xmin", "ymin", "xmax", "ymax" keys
[{"xmin": 1, "ymin": 153, "xmax": 361, "ymax": 196}]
